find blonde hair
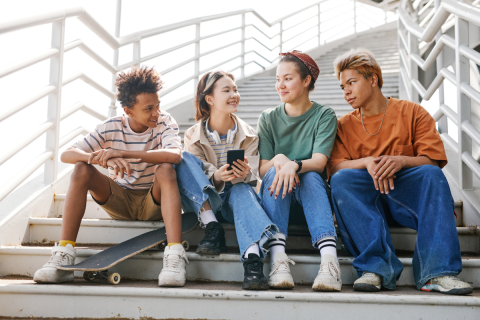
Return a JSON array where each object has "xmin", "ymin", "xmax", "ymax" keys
[{"xmin": 333, "ymin": 48, "xmax": 383, "ymax": 88}]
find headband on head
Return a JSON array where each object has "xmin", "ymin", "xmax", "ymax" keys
[{"xmin": 279, "ymin": 50, "xmax": 320, "ymax": 83}]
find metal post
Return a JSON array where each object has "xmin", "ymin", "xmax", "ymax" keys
[
  {"xmin": 407, "ymin": 31, "xmax": 419, "ymax": 103},
  {"xmin": 279, "ymin": 21, "xmax": 283, "ymax": 53},
  {"xmin": 318, "ymin": 3, "xmax": 321, "ymax": 45},
  {"xmin": 194, "ymin": 23, "xmax": 200, "ymax": 89},
  {"xmin": 456, "ymin": 17, "xmax": 472, "ymax": 190},
  {"xmin": 133, "ymin": 41, "xmax": 141, "ymax": 67},
  {"xmin": 241, "ymin": 13, "xmax": 245, "ymax": 78},
  {"xmin": 353, "ymin": 0, "xmax": 357, "ymax": 34},
  {"xmin": 44, "ymin": 19, "xmax": 65, "ymax": 184},
  {"xmin": 434, "ymin": 0, "xmax": 447, "ymax": 134},
  {"xmin": 109, "ymin": 0, "xmax": 122, "ymax": 117},
  {"xmin": 384, "ymin": 1, "xmax": 388, "ymax": 24}
]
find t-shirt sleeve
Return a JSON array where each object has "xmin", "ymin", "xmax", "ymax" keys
[
  {"xmin": 160, "ymin": 114, "xmax": 182, "ymax": 150},
  {"xmin": 312, "ymin": 108, "xmax": 338, "ymax": 158},
  {"xmin": 413, "ymin": 104, "xmax": 448, "ymax": 168},
  {"xmin": 326, "ymin": 120, "xmax": 352, "ymax": 179},
  {"xmin": 73, "ymin": 123, "xmax": 105, "ymax": 153},
  {"xmin": 257, "ymin": 113, "xmax": 275, "ymax": 161}
]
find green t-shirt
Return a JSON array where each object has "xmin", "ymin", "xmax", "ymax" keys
[{"xmin": 257, "ymin": 101, "xmax": 337, "ymax": 162}]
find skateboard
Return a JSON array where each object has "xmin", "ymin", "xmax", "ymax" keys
[{"xmin": 57, "ymin": 211, "xmax": 199, "ymax": 285}]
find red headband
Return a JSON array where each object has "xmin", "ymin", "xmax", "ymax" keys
[{"xmin": 279, "ymin": 50, "xmax": 319, "ymax": 82}]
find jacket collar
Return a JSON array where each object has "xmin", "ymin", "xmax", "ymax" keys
[{"xmin": 189, "ymin": 114, "xmax": 255, "ymax": 146}]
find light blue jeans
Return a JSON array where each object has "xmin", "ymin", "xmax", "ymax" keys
[
  {"xmin": 260, "ymin": 166, "xmax": 337, "ymax": 247},
  {"xmin": 330, "ymin": 166, "xmax": 462, "ymax": 290},
  {"xmin": 175, "ymin": 151, "xmax": 278, "ymax": 261}
]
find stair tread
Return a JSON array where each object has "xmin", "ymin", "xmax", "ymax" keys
[{"xmin": 1, "ymin": 276, "xmax": 479, "ymax": 299}]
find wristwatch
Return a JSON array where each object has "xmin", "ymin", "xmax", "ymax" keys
[{"xmin": 293, "ymin": 159, "xmax": 302, "ymax": 173}]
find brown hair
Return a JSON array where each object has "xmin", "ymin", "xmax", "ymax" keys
[
  {"xmin": 279, "ymin": 54, "xmax": 315, "ymax": 91},
  {"xmin": 194, "ymin": 70, "xmax": 235, "ymax": 121},
  {"xmin": 115, "ymin": 66, "xmax": 163, "ymax": 108},
  {"xmin": 333, "ymin": 48, "xmax": 383, "ymax": 88}
]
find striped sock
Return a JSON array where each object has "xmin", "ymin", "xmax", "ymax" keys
[
  {"xmin": 316, "ymin": 236, "xmax": 337, "ymax": 258},
  {"xmin": 266, "ymin": 233, "xmax": 286, "ymax": 264}
]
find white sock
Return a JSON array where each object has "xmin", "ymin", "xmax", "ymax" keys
[
  {"xmin": 266, "ymin": 233, "xmax": 286, "ymax": 264},
  {"xmin": 243, "ymin": 243, "xmax": 260, "ymax": 259},
  {"xmin": 199, "ymin": 209, "xmax": 217, "ymax": 225},
  {"xmin": 317, "ymin": 236, "xmax": 337, "ymax": 259}
]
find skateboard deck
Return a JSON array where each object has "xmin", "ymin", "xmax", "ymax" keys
[{"xmin": 57, "ymin": 211, "xmax": 198, "ymax": 272}]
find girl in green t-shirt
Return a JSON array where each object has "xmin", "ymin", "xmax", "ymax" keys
[{"xmin": 257, "ymin": 51, "xmax": 340, "ymax": 291}]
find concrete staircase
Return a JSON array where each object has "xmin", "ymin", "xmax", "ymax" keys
[{"xmin": 1, "ymin": 29, "xmax": 480, "ymax": 319}]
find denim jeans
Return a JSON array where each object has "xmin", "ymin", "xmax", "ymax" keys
[
  {"xmin": 330, "ymin": 165, "xmax": 462, "ymax": 290},
  {"xmin": 175, "ymin": 151, "xmax": 278, "ymax": 261},
  {"xmin": 260, "ymin": 166, "xmax": 337, "ymax": 246}
]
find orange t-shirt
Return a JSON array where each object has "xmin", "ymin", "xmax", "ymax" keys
[{"xmin": 326, "ymin": 98, "xmax": 447, "ymax": 179}]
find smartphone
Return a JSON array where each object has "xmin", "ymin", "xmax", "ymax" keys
[{"xmin": 227, "ymin": 149, "xmax": 245, "ymax": 169}]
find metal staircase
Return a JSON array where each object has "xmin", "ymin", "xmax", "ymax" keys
[{"xmin": 1, "ymin": 1, "xmax": 480, "ymax": 319}]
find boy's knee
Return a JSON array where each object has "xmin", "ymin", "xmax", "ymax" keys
[
  {"xmin": 155, "ymin": 163, "xmax": 177, "ymax": 181},
  {"xmin": 330, "ymin": 169, "xmax": 349, "ymax": 190},
  {"xmin": 416, "ymin": 165, "xmax": 443, "ymax": 179},
  {"xmin": 71, "ymin": 162, "xmax": 95, "ymax": 182}
]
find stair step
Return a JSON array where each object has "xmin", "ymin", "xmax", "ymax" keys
[
  {"xmin": 1, "ymin": 246, "xmax": 479, "ymax": 289},
  {"xmin": 0, "ymin": 278, "xmax": 478, "ymax": 319}
]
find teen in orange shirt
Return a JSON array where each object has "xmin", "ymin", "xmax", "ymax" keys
[{"xmin": 328, "ymin": 48, "xmax": 472, "ymax": 295}]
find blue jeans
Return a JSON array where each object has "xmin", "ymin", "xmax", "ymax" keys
[
  {"xmin": 330, "ymin": 165, "xmax": 462, "ymax": 290},
  {"xmin": 175, "ymin": 151, "xmax": 278, "ymax": 261},
  {"xmin": 260, "ymin": 167, "xmax": 337, "ymax": 246}
]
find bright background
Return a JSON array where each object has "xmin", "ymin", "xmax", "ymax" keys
[{"xmin": 0, "ymin": 0, "xmax": 396, "ymax": 190}]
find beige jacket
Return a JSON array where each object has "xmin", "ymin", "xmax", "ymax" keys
[{"xmin": 183, "ymin": 114, "xmax": 260, "ymax": 192}]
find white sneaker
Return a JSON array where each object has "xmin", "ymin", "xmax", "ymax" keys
[
  {"xmin": 312, "ymin": 254, "xmax": 342, "ymax": 292},
  {"xmin": 353, "ymin": 272, "xmax": 381, "ymax": 292},
  {"xmin": 268, "ymin": 252, "xmax": 295, "ymax": 289},
  {"xmin": 421, "ymin": 276, "xmax": 473, "ymax": 295},
  {"xmin": 33, "ymin": 243, "xmax": 76, "ymax": 283},
  {"xmin": 158, "ymin": 244, "xmax": 188, "ymax": 287}
]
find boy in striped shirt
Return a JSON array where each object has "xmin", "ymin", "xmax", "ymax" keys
[{"xmin": 34, "ymin": 66, "xmax": 188, "ymax": 287}]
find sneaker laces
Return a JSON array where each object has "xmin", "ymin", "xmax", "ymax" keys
[
  {"xmin": 319, "ymin": 261, "xmax": 339, "ymax": 276},
  {"xmin": 244, "ymin": 256, "xmax": 264, "ymax": 275},
  {"xmin": 362, "ymin": 272, "xmax": 378, "ymax": 279},
  {"xmin": 269, "ymin": 257, "xmax": 295, "ymax": 277},
  {"xmin": 163, "ymin": 251, "xmax": 189, "ymax": 273},
  {"xmin": 45, "ymin": 251, "xmax": 71, "ymax": 267}
]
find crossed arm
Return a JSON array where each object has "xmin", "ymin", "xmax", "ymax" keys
[
  {"xmin": 330, "ymin": 155, "xmax": 438, "ymax": 194},
  {"xmin": 259, "ymin": 153, "xmax": 328, "ymax": 200},
  {"xmin": 61, "ymin": 147, "xmax": 181, "ymax": 178}
]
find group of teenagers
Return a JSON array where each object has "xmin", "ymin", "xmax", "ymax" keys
[{"xmin": 33, "ymin": 47, "xmax": 473, "ymax": 295}]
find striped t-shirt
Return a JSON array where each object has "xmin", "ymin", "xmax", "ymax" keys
[
  {"xmin": 74, "ymin": 112, "xmax": 181, "ymax": 190},
  {"xmin": 204, "ymin": 121, "xmax": 237, "ymax": 168}
]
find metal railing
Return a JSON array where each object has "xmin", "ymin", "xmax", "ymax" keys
[
  {"xmin": 0, "ymin": 0, "xmax": 394, "ymax": 201},
  {"xmin": 397, "ymin": 0, "xmax": 480, "ymax": 192}
]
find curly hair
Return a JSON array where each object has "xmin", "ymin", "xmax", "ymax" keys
[
  {"xmin": 194, "ymin": 70, "xmax": 235, "ymax": 122},
  {"xmin": 115, "ymin": 66, "xmax": 163, "ymax": 108},
  {"xmin": 333, "ymin": 48, "xmax": 383, "ymax": 88}
]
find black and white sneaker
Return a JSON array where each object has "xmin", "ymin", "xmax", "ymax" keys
[
  {"xmin": 242, "ymin": 253, "xmax": 269, "ymax": 290},
  {"xmin": 196, "ymin": 221, "xmax": 228, "ymax": 255}
]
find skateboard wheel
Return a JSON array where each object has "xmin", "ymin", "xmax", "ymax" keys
[
  {"xmin": 182, "ymin": 240, "xmax": 189, "ymax": 251},
  {"xmin": 108, "ymin": 272, "xmax": 121, "ymax": 285},
  {"xmin": 83, "ymin": 271, "xmax": 96, "ymax": 281}
]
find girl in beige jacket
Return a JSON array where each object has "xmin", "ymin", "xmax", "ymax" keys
[{"xmin": 176, "ymin": 70, "xmax": 278, "ymax": 290}]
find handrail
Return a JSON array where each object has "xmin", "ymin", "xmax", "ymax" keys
[
  {"xmin": 0, "ymin": 0, "xmax": 395, "ymax": 202},
  {"xmin": 398, "ymin": 0, "xmax": 480, "ymax": 197}
]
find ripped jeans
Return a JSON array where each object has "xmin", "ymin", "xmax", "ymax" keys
[
  {"xmin": 175, "ymin": 151, "xmax": 278, "ymax": 261},
  {"xmin": 330, "ymin": 165, "xmax": 462, "ymax": 290}
]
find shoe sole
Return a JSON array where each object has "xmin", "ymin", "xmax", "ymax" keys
[
  {"xmin": 421, "ymin": 285, "xmax": 473, "ymax": 295},
  {"xmin": 268, "ymin": 281, "xmax": 295, "ymax": 289},
  {"xmin": 312, "ymin": 283, "xmax": 342, "ymax": 292},
  {"xmin": 243, "ymin": 281, "xmax": 269, "ymax": 290},
  {"xmin": 158, "ymin": 280, "xmax": 186, "ymax": 287},
  {"xmin": 353, "ymin": 283, "xmax": 381, "ymax": 292},
  {"xmin": 196, "ymin": 245, "xmax": 228, "ymax": 255}
]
